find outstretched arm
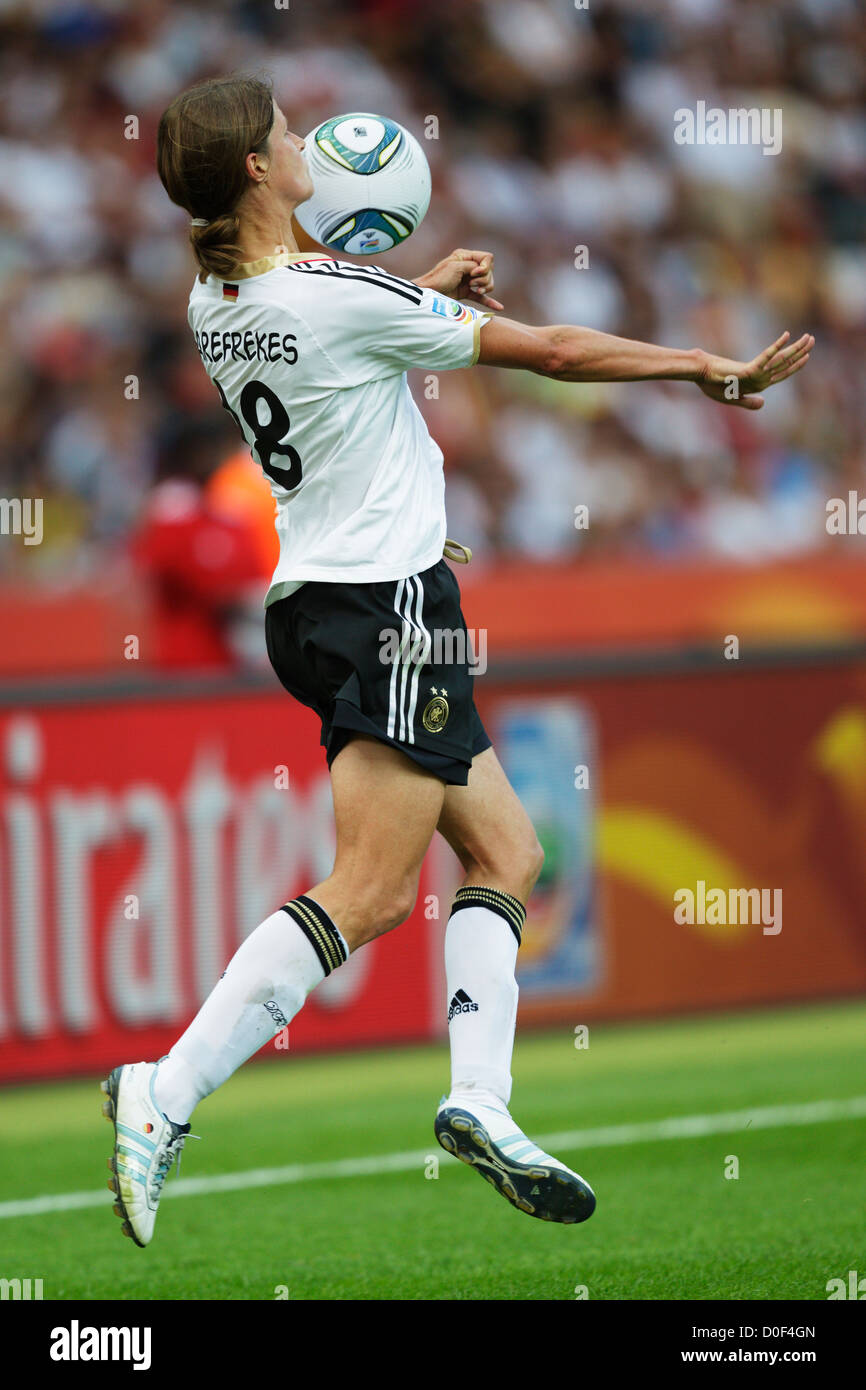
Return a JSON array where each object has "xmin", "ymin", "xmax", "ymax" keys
[
  {"xmin": 414, "ymin": 247, "xmax": 813, "ymax": 409},
  {"xmin": 476, "ymin": 318, "xmax": 813, "ymax": 410}
]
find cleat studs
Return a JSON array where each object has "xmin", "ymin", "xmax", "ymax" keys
[
  {"xmin": 107, "ymin": 1177, "xmax": 117, "ymax": 1194},
  {"xmin": 101, "ymin": 1100, "xmax": 114, "ymax": 1120},
  {"xmin": 438, "ymin": 1132, "xmax": 456, "ymax": 1154},
  {"xmin": 121, "ymin": 1222, "xmax": 134, "ymax": 1239},
  {"xmin": 452, "ymin": 1117, "xmax": 470, "ymax": 1133},
  {"xmin": 113, "ymin": 1204, "xmax": 124, "ymax": 1218},
  {"xmin": 100, "ymin": 1080, "xmax": 110, "ymax": 1095},
  {"xmin": 106, "ymin": 1158, "xmax": 115, "ymax": 1173}
]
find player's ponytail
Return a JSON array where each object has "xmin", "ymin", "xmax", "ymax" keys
[
  {"xmin": 157, "ymin": 75, "xmax": 274, "ymax": 283},
  {"xmin": 188, "ymin": 211, "xmax": 244, "ymax": 282}
]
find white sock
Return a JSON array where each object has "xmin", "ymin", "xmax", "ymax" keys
[
  {"xmin": 153, "ymin": 896, "xmax": 348, "ymax": 1125},
  {"xmin": 444, "ymin": 887, "xmax": 526, "ymax": 1109}
]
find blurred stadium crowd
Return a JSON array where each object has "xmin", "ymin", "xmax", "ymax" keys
[{"xmin": 1, "ymin": 0, "xmax": 864, "ymax": 594}]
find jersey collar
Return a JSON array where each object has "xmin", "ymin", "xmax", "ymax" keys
[{"xmin": 227, "ymin": 251, "xmax": 333, "ymax": 280}]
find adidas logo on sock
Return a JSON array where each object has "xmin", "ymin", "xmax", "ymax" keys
[{"xmin": 447, "ymin": 989, "xmax": 479, "ymax": 1023}]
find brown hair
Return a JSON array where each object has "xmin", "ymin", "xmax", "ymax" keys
[{"xmin": 157, "ymin": 75, "xmax": 274, "ymax": 281}]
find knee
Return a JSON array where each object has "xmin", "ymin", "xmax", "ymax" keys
[
  {"xmin": 469, "ymin": 828, "xmax": 544, "ymax": 902},
  {"xmin": 515, "ymin": 834, "xmax": 545, "ymax": 900},
  {"xmin": 351, "ymin": 875, "xmax": 418, "ymax": 948},
  {"xmin": 524, "ymin": 835, "xmax": 545, "ymax": 895},
  {"xmin": 379, "ymin": 877, "xmax": 418, "ymax": 934}
]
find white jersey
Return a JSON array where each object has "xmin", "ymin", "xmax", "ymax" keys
[{"xmin": 187, "ymin": 251, "xmax": 488, "ymax": 605}]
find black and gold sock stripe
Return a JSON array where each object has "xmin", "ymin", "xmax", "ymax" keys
[
  {"xmin": 281, "ymin": 895, "xmax": 347, "ymax": 976},
  {"xmin": 449, "ymin": 885, "xmax": 526, "ymax": 948}
]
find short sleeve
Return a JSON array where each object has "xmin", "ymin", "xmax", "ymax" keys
[{"xmin": 296, "ymin": 261, "xmax": 490, "ymax": 386}]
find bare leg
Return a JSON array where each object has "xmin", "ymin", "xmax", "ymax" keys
[
  {"xmin": 308, "ymin": 734, "xmax": 447, "ymax": 951},
  {"xmin": 436, "ymin": 746, "xmax": 544, "ymax": 900}
]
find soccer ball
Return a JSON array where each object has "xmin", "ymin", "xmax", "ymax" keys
[{"xmin": 295, "ymin": 113, "xmax": 431, "ymax": 256}]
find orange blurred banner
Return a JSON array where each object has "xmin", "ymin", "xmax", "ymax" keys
[
  {"xmin": 471, "ymin": 659, "xmax": 866, "ymax": 1024},
  {"xmin": 3, "ymin": 554, "xmax": 866, "ymax": 677}
]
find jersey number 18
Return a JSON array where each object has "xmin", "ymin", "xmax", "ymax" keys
[{"xmin": 215, "ymin": 379, "xmax": 303, "ymax": 491}]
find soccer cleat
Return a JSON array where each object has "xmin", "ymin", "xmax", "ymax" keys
[
  {"xmin": 435, "ymin": 1091, "xmax": 596, "ymax": 1224},
  {"xmin": 100, "ymin": 1062, "xmax": 193, "ymax": 1248}
]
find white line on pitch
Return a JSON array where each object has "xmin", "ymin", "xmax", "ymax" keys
[{"xmin": 2, "ymin": 1094, "xmax": 865, "ymax": 1222}]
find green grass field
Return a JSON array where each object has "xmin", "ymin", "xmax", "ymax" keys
[{"xmin": 1, "ymin": 1000, "xmax": 864, "ymax": 1300}]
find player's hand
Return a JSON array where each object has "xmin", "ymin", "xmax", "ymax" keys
[
  {"xmin": 695, "ymin": 331, "xmax": 814, "ymax": 410},
  {"xmin": 414, "ymin": 248, "xmax": 504, "ymax": 310}
]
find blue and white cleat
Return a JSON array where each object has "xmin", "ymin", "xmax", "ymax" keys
[
  {"xmin": 435, "ymin": 1090, "xmax": 596, "ymax": 1225},
  {"xmin": 100, "ymin": 1062, "xmax": 192, "ymax": 1247}
]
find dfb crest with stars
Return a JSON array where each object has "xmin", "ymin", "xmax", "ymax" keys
[{"xmin": 422, "ymin": 686, "xmax": 449, "ymax": 734}]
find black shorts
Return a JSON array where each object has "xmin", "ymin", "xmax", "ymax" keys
[{"xmin": 264, "ymin": 558, "xmax": 492, "ymax": 786}]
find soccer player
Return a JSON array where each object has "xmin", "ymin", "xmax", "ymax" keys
[{"xmin": 102, "ymin": 76, "xmax": 813, "ymax": 1247}]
